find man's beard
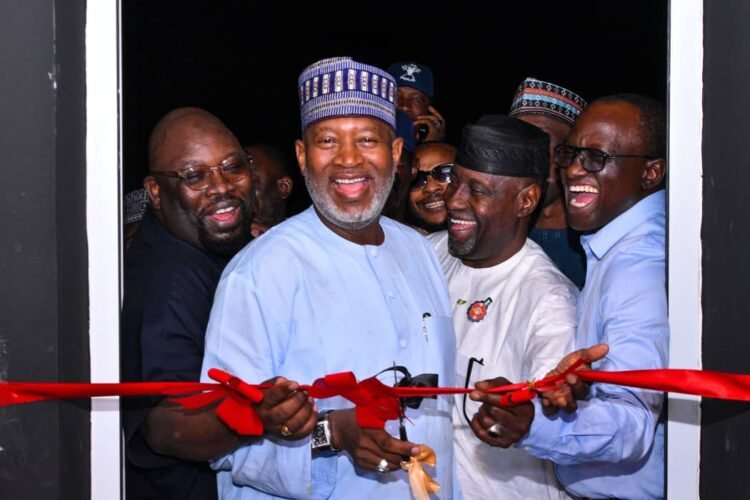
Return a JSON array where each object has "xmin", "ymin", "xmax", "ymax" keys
[
  {"xmin": 448, "ymin": 232, "xmax": 477, "ymax": 258},
  {"xmin": 197, "ymin": 200, "xmax": 253, "ymax": 258},
  {"xmin": 304, "ymin": 170, "xmax": 395, "ymax": 231}
]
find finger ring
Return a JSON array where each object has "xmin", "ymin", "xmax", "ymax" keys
[
  {"xmin": 280, "ymin": 424, "xmax": 292, "ymax": 437},
  {"xmin": 375, "ymin": 458, "xmax": 389, "ymax": 473},
  {"xmin": 434, "ymin": 120, "xmax": 442, "ymax": 129},
  {"xmin": 487, "ymin": 423, "xmax": 503, "ymax": 438}
]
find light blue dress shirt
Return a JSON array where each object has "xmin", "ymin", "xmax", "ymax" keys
[
  {"xmin": 517, "ymin": 190, "xmax": 669, "ymax": 499},
  {"xmin": 201, "ymin": 207, "xmax": 458, "ymax": 499}
]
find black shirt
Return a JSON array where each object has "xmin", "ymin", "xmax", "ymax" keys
[{"xmin": 121, "ymin": 211, "xmax": 228, "ymax": 500}]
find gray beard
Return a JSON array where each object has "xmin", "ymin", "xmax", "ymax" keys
[
  {"xmin": 304, "ymin": 170, "xmax": 395, "ymax": 231},
  {"xmin": 448, "ymin": 233, "xmax": 477, "ymax": 258}
]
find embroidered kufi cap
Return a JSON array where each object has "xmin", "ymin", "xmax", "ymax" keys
[
  {"xmin": 387, "ymin": 61, "xmax": 434, "ymax": 99},
  {"xmin": 298, "ymin": 57, "xmax": 397, "ymax": 133},
  {"xmin": 456, "ymin": 115, "xmax": 549, "ymax": 177},
  {"xmin": 509, "ymin": 77, "xmax": 587, "ymax": 126}
]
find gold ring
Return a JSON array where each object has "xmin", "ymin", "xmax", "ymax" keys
[{"xmin": 280, "ymin": 424, "xmax": 292, "ymax": 437}]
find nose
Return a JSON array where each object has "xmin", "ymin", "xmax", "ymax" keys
[
  {"xmin": 423, "ymin": 175, "xmax": 444, "ymax": 194},
  {"xmin": 203, "ymin": 166, "xmax": 234, "ymax": 196},
  {"xmin": 563, "ymin": 153, "xmax": 587, "ymax": 182},
  {"xmin": 444, "ymin": 181, "xmax": 465, "ymax": 212},
  {"xmin": 396, "ymin": 96, "xmax": 411, "ymax": 113},
  {"xmin": 333, "ymin": 138, "xmax": 363, "ymax": 168}
]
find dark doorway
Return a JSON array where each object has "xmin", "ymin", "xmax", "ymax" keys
[{"xmin": 122, "ymin": 1, "xmax": 668, "ymax": 214}]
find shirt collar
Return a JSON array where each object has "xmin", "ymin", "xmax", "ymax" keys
[{"xmin": 582, "ymin": 190, "xmax": 665, "ymax": 260}]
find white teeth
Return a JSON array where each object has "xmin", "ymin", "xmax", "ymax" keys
[
  {"xmin": 570, "ymin": 199, "xmax": 590, "ymax": 208},
  {"xmin": 424, "ymin": 200, "xmax": 445, "ymax": 209},
  {"xmin": 213, "ymin": 206, "xmax": 235, "ymax": 214},
  {"xmin": 335, "ymin": 177, "xmax": 365, "ymax": 184},
  {"xmin": 449, "ymin": 218, "xmax": 476, "ymax": 226},
  {"xmin": 568, "ymin": 185, "xmax": 599, "ymax": 194}
]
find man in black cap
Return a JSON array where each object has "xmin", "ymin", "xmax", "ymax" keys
[
  {"xmin": 428, "ymin": 115, "xmax": 577, "ymax": 498},
  {"xmin": 388, "ymin": 61, "xmax": 447, "ymax": 143}
]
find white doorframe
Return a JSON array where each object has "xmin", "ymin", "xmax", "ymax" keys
[
  {"xmin": 667, "ymin": 0, "xmax": 703, "ymax": 498},
  {"xmin": 86, "ymin": 1, "xmax": 122, "ymax": 498}
]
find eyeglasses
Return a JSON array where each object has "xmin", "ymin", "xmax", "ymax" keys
[
  {"xmin": 461, "ymin": 356, "xmax": 485, "ymax": 425},
  {"xmin": 411, "ymin": 163, "xmax": 453, "ymax": 190},
  {"xmin": 554, "ymin": 144, "xmax": 653, "ymax": 173},
  {"xmin": 151, "ymin": 154, "xmax": 253, "ymax": 191}
]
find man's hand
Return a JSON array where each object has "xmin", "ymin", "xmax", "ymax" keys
[
  {"xmin": 540, "ymin": 343, "xmax": 610, "ymax": 416},
  {"xmin": 254, "ymin": 377, "xmax": 317, "ymax": 440},
  {"xmin": 413, "ymin": 105, "xmax": 447, "ymax": 142},
  {"xmin": 469, "ymin": 377, "xmax": 534, "ymax": 448},
  {"xmin": 329, "ymin": 409, "xmax": 419, "ymax": 472}
]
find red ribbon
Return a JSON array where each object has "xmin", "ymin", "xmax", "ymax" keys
[{"xmin": 2, "ymin": 364, "xmax": 749, "ymax": 436}]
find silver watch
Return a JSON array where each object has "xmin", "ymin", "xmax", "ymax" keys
[{"xmin": 311, "ymin": 410, "xmax": 340, "ymax": 455}]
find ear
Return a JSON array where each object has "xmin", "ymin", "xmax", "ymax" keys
[
  {"xmin": 277, "ymin": 176, "xmax": 294, "ymax": 199},
  {"xmin": 144, "ymin": 176, "xmax": 161, "ymax": 211},
  {"xmin": 294, "ymin": 139, "xmax": 306, "ymax": 177},
  {"xmin": 391, "ymin": 136, "xmax": 404, "ymax": 168},
  {"xmin": 641, "ymin": 158, "xmax": 666, "ymax": 190},
  {"xmin": 517, "ymin": 182, "xmax": 541, "ymax": 218}
]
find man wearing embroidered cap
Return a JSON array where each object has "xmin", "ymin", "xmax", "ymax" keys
[
  {"xmin": 201, "ymin": 57, "xmax": 458, "ymax": 499},
  {"xmin": 427, "ymin": 115, "xmax": 577, "ymax": 499},
  {"xmin": 388, "ymin": 61, "xmax": 447, "ymax": 143},
  {"xmin": 510, "ymin": 77, "xmax": 588, "ymax": 288}
]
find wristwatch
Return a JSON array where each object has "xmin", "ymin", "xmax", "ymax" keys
[{"xmin": 311, "ymin": 410, "xmax": 340, "ymax": 456}]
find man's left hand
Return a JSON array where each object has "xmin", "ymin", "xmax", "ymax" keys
[{"xmin": 468, "ymin": 377, "xmax": 534, "ymax": 448}]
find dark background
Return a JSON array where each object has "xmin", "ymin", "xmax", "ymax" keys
[
  {"xmin": 701, "ymin": 0, "xmax": 750, "ymax": 497},
  {"xmin": 122, "ymin": 1, "xmax": 668, "ymax": 212}
]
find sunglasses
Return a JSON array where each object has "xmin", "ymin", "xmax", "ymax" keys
[
  {"xmin": 411, "ymin": 163, "xmax": 453, "ymax": 190},
  {"xmin": 554, "ymin": 144, "xmax": 653, "ymax": 173}
]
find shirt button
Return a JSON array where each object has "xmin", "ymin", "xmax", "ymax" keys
[
  {"xmin": 370, "ymin": 248, "xmax": 378, "ymax": 257},
  {"xmin": 399, "ymin": 339, "xmax": 408, "ymax": 348},
  {"xmin": 388, "ymin": 290, "xmax": 396, "ymax": 298}
]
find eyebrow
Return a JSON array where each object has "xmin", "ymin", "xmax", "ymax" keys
[{"xmin": 176, "ymin": 151, "xmax": 244, "ymax": 167}]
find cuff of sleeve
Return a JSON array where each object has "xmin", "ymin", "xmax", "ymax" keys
[{"xmin": 514, "ymin": 397, "xmax": 563, "ymax": 460}]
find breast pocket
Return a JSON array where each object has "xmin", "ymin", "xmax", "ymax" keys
[{"xmin": 418, "ymin": 314, "xmax": 455, "ymax": 414}]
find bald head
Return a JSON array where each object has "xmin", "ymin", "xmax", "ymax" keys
[
  {"xmin": 143, "ymin": 107, "xmax": 254, "ymax": 257},
  {"xmin": 148, "ymin": 107, "xmax": 240, "ymax": 172}
]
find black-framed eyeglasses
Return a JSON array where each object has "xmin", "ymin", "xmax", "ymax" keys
[
  {"xmin": 151, "ymin": 154, "xmax": 253, "ymax": 191},
  {"xmin": 554, "ymin": 144, "xmax": 654, "ymax": 173},
  {"xmin": 462, "ymin": 356, "xmax": 484, "ymax": 425},
  {"xmin": 411, "ymin": 163, "xmax": 453, "ymax": 190}
]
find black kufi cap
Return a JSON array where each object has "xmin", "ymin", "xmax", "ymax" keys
[{"xmin": 455, "ymin": 115, "xmax": 549, "ymax": 177}]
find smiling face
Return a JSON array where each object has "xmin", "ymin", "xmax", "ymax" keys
[
  {"xmin": 145, "ymin": 108, "xmax": 253, "ymax": 257},
  {"xmin": 561, "ymin": 100, "xmax": 663, "ymax": 232},
  {"xmin": 409, "ymin": 143, "xmax": 456, "ymax": 230},
  {"xmin": 295, "ymin": 117, "xmax": 402, "ymax": 236},
  {"xmin": 445, "ymin": 165, "xmax": 540, "ymax": 268}
]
